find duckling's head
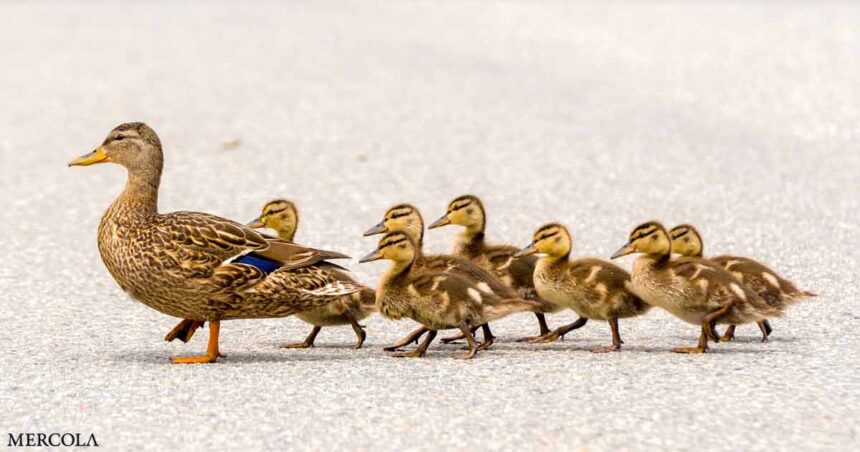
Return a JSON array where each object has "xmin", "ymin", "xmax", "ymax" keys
[
  {"xmin": 363, "ymin": 204, "xmax": 424, "ymax": 245},
  {"xmin": 69, "ymin": 123, "xmax": 163, "ymax": 174},
  {"xmin": 359, "ymin": 231, "xmax": 417, "ymax": 265},
  {"xmin": 247, "ymin": 199, "xmax": 299, "ymax": 241},
  {"xmin": 514, "ymin": 223, "xmax": 572, "ymax": 260},
  {"xmin": 428, "ymin": 195, "xmax": 486, "ymax": 233},
  {"xmin": 669, "ymin": 224, "xmax": 704, "ymax": 257},
  {"xmin": 611, "ymin": 221, "xmax": 671, "ymax": 259}
]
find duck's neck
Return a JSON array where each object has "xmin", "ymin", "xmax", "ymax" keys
[
  {"xmin": 455, "ymin": 227, "xmax": 484, "ymax": 256},
  {"xmin": 110, "ymin": 166, "xmax": 161, "ymax": 223}
]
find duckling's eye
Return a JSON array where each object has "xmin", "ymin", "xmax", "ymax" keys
[
  {"xmin": 651, "ymin": 235, "xmax": 658, "ymax": 241},
  {"xmin": 466, "ymin": 208, "xmax": 473, "ymax": 215},
  {"xmin": 115, "ymin": 134, "xmax": 125, "ymax": 141}
]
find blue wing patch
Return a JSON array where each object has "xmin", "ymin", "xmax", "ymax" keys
[{"xmin": 233, "ymin": 253, "xmax": 281, "ymax": 275}]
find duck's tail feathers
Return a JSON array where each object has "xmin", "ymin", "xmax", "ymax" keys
[
  {"xmin": 483, "ymin": 298, "xmax": 542, "ymax": 322},
  {"xmin": 803, "ymin": 290, "xmax": 818, "ymax": 298},
  {"xmin": 300, "ymin": 281, "xmax": 364, "ymax": 298},
  {"xmin": 164, "ymin": 319, "xmax": 205, "ymax": 343}
]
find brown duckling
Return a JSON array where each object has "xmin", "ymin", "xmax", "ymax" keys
[
  {"xmin": 612, "ymin": 221, "xmax": 780, "ymax": 354},
  {"xmin": 428, "ymin": 195, "xmax": 568, "ymax": 340},
  {"xmin": 363, "ymin": 204, "xmax": 517, "ymax": 350},
  {"xmin": 360, "ymin": 232, "xmax": 539, "ymax": 359},
  {"xmin": 243, "ymin": 199, "xmax": 376, "ymax": 349},
  {"xmin": 669, "ymin": 224, "xmax": 816, "ymax": 342},
  {"xmin": 514, "ymin": 223, "xmax": 651, "ymax": 352}
]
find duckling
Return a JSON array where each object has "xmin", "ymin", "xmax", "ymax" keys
[
  {"xmin": 363, "ymin": 204, "xmax": 516, "ymax": 350},
  {"xmin": 360, "ymin": 232, "xmax": 539, "ymax": 359},
  {"xmin": 69, "ymin": 123, "xmax": 361, "ymax": 363},
  {"xmin": 514, "ymin": 223, "xmax": 651, "ymax": 352},
  {"xmin": 669, "ymin": 224, "xmax": 816, "ymax": 342},
  {"xmin": 611, "ymin": 221, "xmax": 780, "ymax": 354},
  {"xmin": 242, "ymin": 199, "xmax": 376, "ymax": 349},
  {"xmin": 428, "ymin": 195, "xmax": 568, "ymax": 340}
]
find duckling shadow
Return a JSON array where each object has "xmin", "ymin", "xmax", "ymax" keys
[{"xmin": 111, "ymin": 349, "xmax": 368, "ymax": 365}]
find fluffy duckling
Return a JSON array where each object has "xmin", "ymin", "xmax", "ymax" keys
[
  {"xmin": 669, "ymin": 224, "xmax": 816, "ymax": 342},
  {"xmin": 514, "ymin": 223, "xmax": 651, "ymax": 352},
  {"xmin": 242, "ymin": 199, "xmax": 376, "ymax": 349},
  {"xmin": 428, "ymin": 195, "xmax": 568, "ymax": 340},
  {"xmin": 364, "ymin": 204, "xmax": 516, "ymax": 350},
  {"xmin": 612, "ymin": 221, "xmax": 780, "ymax": 354},
  {"xmin": 360, "ymin": 232, "xmax": 539, "ymax": 359}
]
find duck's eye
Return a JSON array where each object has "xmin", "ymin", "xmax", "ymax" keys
[
  {"xmin": 651, "ymin": 235, "xmax": 658, "ymax": 241},
  {"xmin": 115, "ymin": 134, "xmax": 125, "ymax": 141}
]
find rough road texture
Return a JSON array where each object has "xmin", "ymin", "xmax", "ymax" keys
[{"xmin": 0, "ymin": 1, "xmax": 857, "ymax": 451}]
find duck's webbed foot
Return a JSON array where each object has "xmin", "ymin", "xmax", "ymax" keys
[
  {"xmin": 390, "ymin": 330, "xmax": 437, "ymax": 358},
  {"xmin": 719, "ymin": 325, "xmax": 737, "ymax": 343},
  {"xmin": 515, "ymin": 313, "xmax": 551, "ymax": 342},
  {"xmin": 165, "ymin": 319, "xmax": 205, "ymax": 343},
  {"xmin": 172, "ymin": 321, "xmax": 221, "ymax": 364},
  {"xmin": 281, "ymin": 326, "xmax": 321, "ymax": 349},
  {"xmin": 528, "ymin": 317, "xmax": 588, "ymax": 344},
  {"xmin": 441, "ymin": 325, "xmax": 480, "ymax": 344},
  {"xmin": 383, "ymin": 326, "xmax": 428, "ymax": 352},
  {"xmin": 477, "ymin": 324, "xmax": 494, "ymax": 350},
  {"xmin": 591, "ymin": 317, "xmax": 622, "ymax": 353},
  {"xmin": 454, "ymin": 323, "xmax": 479, "ymax": 359},
  {"xmin": 672, "ymin": 325, "xmax": 709, "ymax": 354}
]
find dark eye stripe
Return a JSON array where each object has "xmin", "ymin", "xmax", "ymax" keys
[
  {"xmin": 537, "ymin": 232, "xmax": 558, "ymax": 241},
  {"xmin": 380, "ymin": 238, "xmax": 407, "ymax": 248},
  {"xmin": 451, "ymin": 202, "xmax": 471, "ymax": 212},
  {"xmin": 265, "ymin": 207, "xmax": 287, "ymax": 216},
  {"xmin": 389, "ymin": 210, "xmax": 411, "ymax": 219},
  {"xmin": 671, "ymin": 229, "xmax": 688, "ymax": 240},
  {"xmin": 632, "ymin": 228, "xmax": 657, "ymax": 241}
]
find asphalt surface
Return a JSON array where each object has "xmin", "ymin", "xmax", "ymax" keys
[{"xmin": 1, "ymin": 1, "xmax": 858, "ymax": 451}]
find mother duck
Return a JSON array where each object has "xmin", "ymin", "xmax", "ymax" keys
[{"xmin": 69, "ymin": 122, "xmax": 360, "ymax": 363}]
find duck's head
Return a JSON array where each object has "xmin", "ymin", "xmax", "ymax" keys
[
  {"xmin": 359, "ymin": 231, "xmax": 417, "ymax": 265},
  {"xmin": 611, "ymin": 221, "xmax": 671, "ymax": 259},
  {"xmin": 514, "ymin": 223, "xmax": 572, "ymax": 260},
  {"xmin": 428, "ymin": 195, "xmax": 485, "ymax": 233},
  {"xmin": 69, "ymin": 122, "xmax": 163, "ymax": 173},
  {"xmin": 363, "ymin": 204, "xmax": 424, "ymax": 245},
  {"xmin": 247, "ymin": 199, "xmax": 299, "ymax": 241},
  {"xmin": 669, "ymin": 224, "xmax": 704, "ymax": 257}
]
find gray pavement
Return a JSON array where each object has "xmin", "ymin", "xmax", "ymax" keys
[{"xmin": 1, "ymin": 1, "xmax": 858, "ymax": 450}]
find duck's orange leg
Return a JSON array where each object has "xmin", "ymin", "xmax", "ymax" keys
[{"xmin": 172, "ymin": 321, "xmax": 221, "ymax": 364}]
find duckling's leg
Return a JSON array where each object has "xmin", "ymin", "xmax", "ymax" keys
[
  {"xmin": 719, "ymin": 325, "xmax": 737, "ymax": 343},
  {"xmin": 391, "ymin": 330, "xmax": 437, "ymax": 358},
  {"xmin": 672, "ymin": 325, "xmax": 710, "ymax": 354},
  {"xmin": 757, "ymin": 320, "xmax": 771, "ymax": 342},
  {"xmin": 440, "ymin": 326, "xmax": 480, "ymax": 344},
  {"xmin": 477, "ymin": 324, "xmax": 495, "ymax": 351},
  {"xmin": 172, "ymin": 321, "xmax": 221, "ymax": 364},
  {"xmin": 529, "ymin": 317, "xmax": 588, "ymax": 344},
  {"xmin": 591, "ymin": 317, "xmax": 622, "ymax": 353},
  {"xmin": 281, "ymin": 326, "xmax": 321, "ymax": 349},
  {"xmin": 455, "ymin": 323, "xmax": 479, "ymax": 359},
  {"xmin": 384, "ymin": 327, "xmax": 428, "ymax": 352},
  {"xmin": 164, "ymin": 319, "xmax": 205, "ymax": 343},
  {"xmin": 515, "ymin": 313, "xmax": 552, "ymax": 342},
  {"xmin": 348, "ymin": 317, "xmax": 367, "ymax": 349}
]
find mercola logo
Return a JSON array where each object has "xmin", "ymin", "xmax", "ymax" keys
[{"xmin": 8, "ymin": 432, "xmax": 99, "ymax": 447}]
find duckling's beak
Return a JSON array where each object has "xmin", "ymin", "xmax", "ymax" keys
[
  {"xmin": 246, "ymin": 217, "xmax": 265, "ymax": 229},
  {"xmin": 427, "ymin": 215, "xmax": 451, "ymax": 229},
  {"xmin": 359, "ymin": 249, "xmax": 384, "ymax": 263},
  {"xmin": 363, "ymin": 222, "xmax": 388, "ymax": 236},
  {"xmin": 610, "ymin": 243, "xmax": 635, "ymax": 259},
  {"xmin": 513, "ymin": 243, "xmax": 538, "ymax": 258},
  {"xmin": 68, "ymin": 147, "xmax": 110, "ymax": 167}
]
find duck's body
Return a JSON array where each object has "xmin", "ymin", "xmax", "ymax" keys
[
  {"xmin": 364, "ymin": 204, "xmax": 515, "ymax": 349},
  {"xmin": 613, "ymin": 221, "xmax": 778, "ymax": 353},
  {"xmin": 669, "ymin": 224, "xmax": 815, "ymax": 341},
  {"xmin": 361, "ymin": 232, "xmax": 538, "ymax": 359},
  {"xmin": 246, "ymin": 199, "xmax": 376, "ymax": 348},
  {"xmin": 429, "ymin": 195, "xmax": 565, "ymax": 340},
  {"xmin": 516, "ymin": 223, "xmax": 649, "ymax": 351},
  {"xmin": 71, "ymin": 123, "xmax": 359, "ymax": 363}
]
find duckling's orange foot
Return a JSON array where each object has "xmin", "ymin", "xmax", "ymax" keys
[
  {"xmin": 671, "ymin": 347, "xmax": 707, "ymax": 354},
  {"xmin": 515, "ymin": 335, "xmax": 546, "ymax": 343},
  {"xmin": 455, "ymin": 347, "xmax": 478, "ymax": 360},
  {"xmin": 591, "ymin": 344, "xmax": 621, "ymax": 353},
  {"xmin": 718, "ymin": 335, "xmax": 734, "ymax": 343},
  {"xmin": 171, "ymin": 353, "xmax": 219, "ymax": 364},
  {"xmin": 390, "ymin": 350, "xmax": 426, "ymax": 358}
]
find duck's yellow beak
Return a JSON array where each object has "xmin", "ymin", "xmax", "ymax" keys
[
  {"xmin": 363, "ymin": 222, "xmax": 388, "ymax": 236},
  {"xmin": 610, "ymin": 243, "xmax": 635, "ymax": 259},
  {"xmin": 246, "ymin": 217, "xmax": 265, "ymax": 229},
  {"xmin": 68, "ymin": 147, "xmax": 110, "ymax": 167},
  {"xmin": 359, "ymin": 249, "xmax": 383, "ymax": 263},
  {"xmin": 427, "ymin": 215, "xmax": 451, "ymax": 229},
  {"xmin": 513, "ymin": 243, "xmax": 538, "ymax": 258}
]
